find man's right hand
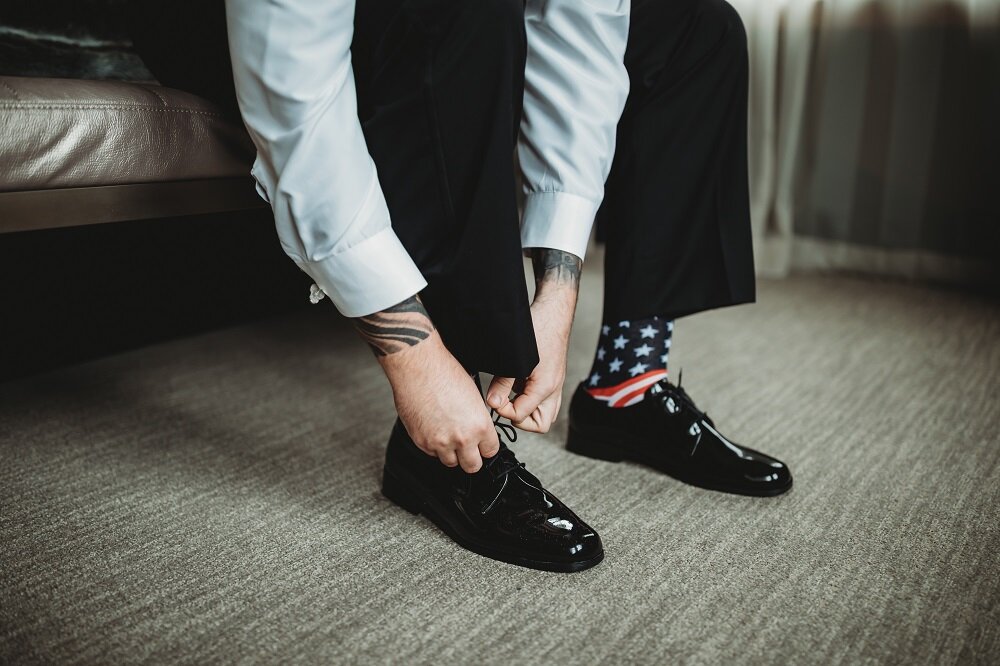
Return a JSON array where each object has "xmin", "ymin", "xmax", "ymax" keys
[{"xmin": 354, "ymin": 295, "xmax": 498, "ymax": 473}]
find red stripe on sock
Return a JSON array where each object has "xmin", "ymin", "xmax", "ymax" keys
[
  {"xmin": 609, "ymin": 382, "xmax": 657, "ymax": 408},
  {"xmin": 585, "ymin": 370, "xmax": 667, "ymax": 398}
]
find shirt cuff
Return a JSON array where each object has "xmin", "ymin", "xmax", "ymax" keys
[
  {"xmin": 520, "ymin": 191, "xmax": 601, "ymax": 261},
  {"xmin": 299, "ymin": 227, "xmax": 428, "ymax": 318}
]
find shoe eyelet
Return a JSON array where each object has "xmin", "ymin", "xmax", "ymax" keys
[
  {"xmin": 688, "ymin": 422, "xmax": 701, "ymax": 437},
  {"xmin": 664, "ymin": 396, "xmax": 680, "ymax": 414}
]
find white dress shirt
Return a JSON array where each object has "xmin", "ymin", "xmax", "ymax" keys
[{"xmin": 225, "ymin": 0, "xmax": 630, "ymax": 317}]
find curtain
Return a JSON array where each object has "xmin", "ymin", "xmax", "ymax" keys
[{"xmin": 732, "ymin": 0, "xmax": 1000, "ymax": 289}]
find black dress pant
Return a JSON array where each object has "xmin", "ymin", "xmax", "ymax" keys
[
  {"xmin": 600, "ymin": 0, "xmax": 755, "ymax": 323},
  {"xmin": 130, "ymin": 0, "xmax": 755, "ymax": 378}
]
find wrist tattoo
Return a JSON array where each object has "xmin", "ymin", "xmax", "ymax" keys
[
  {"xmin": 531, "ymin": 248, "xmax": 582, "ymax": 288},
  {"xmin": 353, "ymin": 296, "xmax": 433, "ymax": 357}
]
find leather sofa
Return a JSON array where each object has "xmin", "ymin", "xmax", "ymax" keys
[
  {"xmin": 0, "ymin": 75, "xmax": 263, "ymax": 234},
  {"xmin": 0, "ymin": 72, "xmax": 313, "ymax": 382},
  {"xmin": 0, "ymin": 9, "xmax": 314, "ymax": 382}
]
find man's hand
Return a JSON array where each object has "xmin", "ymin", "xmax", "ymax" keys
[
  {"xmin": 486, "ymin": 249, "xmax": 581, "ymax": 433},
  {"xmin": 355, "ymin": 296, "xmax": 498, "ymax": 473}
]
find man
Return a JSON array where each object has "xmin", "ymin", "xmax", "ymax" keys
[{"xmin": 132, "ymin": 0, "xmax": 791, "ymax": 573}]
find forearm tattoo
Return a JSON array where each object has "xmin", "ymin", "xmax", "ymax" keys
[
  {"xmin": 530, "ymin": 248, "xmax": 582, "ymax": 288},
  {"xmin": 353, "ymin": 296, "xmax": 434, "ymax": 357}
]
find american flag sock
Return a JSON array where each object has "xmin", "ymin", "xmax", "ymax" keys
[{"xmin": 584, "ymin": 316, "xmax": 674, "ymax": 408}]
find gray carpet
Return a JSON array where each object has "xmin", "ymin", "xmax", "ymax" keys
[{"xmin": 2, "ymin": 261, "xmax": 999, "ymax": 664}]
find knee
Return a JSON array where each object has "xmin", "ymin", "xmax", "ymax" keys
[
  {"xmin": 469, "ymin": 0, "xmax": 525, "ymax": 42},
  {"xmin": 704, "ymin": 0, "xmax": 749, "ymax": 62},
  {"xmin": 457, "ymin": 0, "xmax": 524, "ymax": 29},
  {"xmin": 412, "ymin": 0, "xmax": 524, "ymax": 45},
  {"xmin": 461, "ymin": 0, "xmax": 526, "ymax": 61},
  {"xmin": 474, "ymin": 0, "xmax": 525, "ymax": 26}
]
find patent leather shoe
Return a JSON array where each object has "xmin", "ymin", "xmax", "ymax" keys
[
  {"xmin": 381, "ymin": 417, "xmax": 604, "ymax": 572},
  {"xmin": 567, "ymin": 379, "xmax": 792, "ymax": 496}
]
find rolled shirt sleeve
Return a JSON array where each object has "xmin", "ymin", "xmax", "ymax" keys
[
  {"xmin": 518, "ymin": 0, "xmax": 631, "ymax": 262},
  {"xmin": 225, "ymin": 0, "xmax": 427, "ymax": 318}
]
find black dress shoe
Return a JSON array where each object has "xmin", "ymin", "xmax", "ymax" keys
[
  {"xmin": 567, "ymin": 379, "xmax": 793, "ymax": 497},
  {"xmin": 381, "ymin": 418, "xmax": 604, "ymax": 572}
]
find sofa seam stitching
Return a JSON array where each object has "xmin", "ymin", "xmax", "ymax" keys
[
  {"xmin": 136, "ymin": 84, "xmax": 170, "ymax": 106},
  {"xmin": 0, "ymin": 104, "xmax": 223, "ymax": 117}
]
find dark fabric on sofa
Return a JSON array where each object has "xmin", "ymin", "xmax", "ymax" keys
[{"xmin": 0, "ymin": 0, "xmax": 153, "ymax": 80}]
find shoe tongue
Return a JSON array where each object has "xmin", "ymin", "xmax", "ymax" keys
[
  {"xmin": 650, "ymin": 380, "xmax": 713, "ymax": 425},
  {"xmin": 651, "ymin": 378, "xmax": 695, "ymax": 401},
  {"xmin": 473, "ymin": 445, "xmax": 541, "ymax": 494},
  {"xmin": 646, "ymin": 379, "xmax": 678, "ymax": 401},
  {"xmin": 473, "ymin": 443, "xmax": 513, "ymax": 479},
  {"xmin": 474, "ymin": 458, "xmax": 549, "ymax": 513}
]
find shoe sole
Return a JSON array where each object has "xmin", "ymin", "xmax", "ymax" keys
[
  {"xmin": 381, "ymin": 467, "xmax": 605, "ymax": 573},
  {"xmin": 566, "ymin": 425, "xmax": 794, "ymax": 498}
]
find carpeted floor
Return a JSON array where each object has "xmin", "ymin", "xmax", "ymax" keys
[{"xmin": 2, "ymin": 261, "xmax": 999, "ymax": 664}]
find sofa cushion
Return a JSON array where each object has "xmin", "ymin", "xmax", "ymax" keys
[{"xmin": 0, "ymin": 75, "xmax": 254, "ymax": 192}]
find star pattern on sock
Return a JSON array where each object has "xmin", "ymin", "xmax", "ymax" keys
[
  {"xmin": 585, "ymin": 316, "xmax": 675, "ymax": 407},
  {"xmin": 628, "ymin": 362, "xmax": 648, "ymax": 376}
]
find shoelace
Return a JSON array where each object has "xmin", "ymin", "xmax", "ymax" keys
[
  {"xmin": 655, "ymin": 371, "xmax": 712, "ymax": 455},
  {"xmin": 482, "ymin": 410, "xmax": 526, "ymax": 481},
  {"xmin": 492, "ymin": 409, "xmax": 517, "ymax": 445},
  {"xmin": 658, "ymin": 370, "xmax": 713, "ymax": 425}
]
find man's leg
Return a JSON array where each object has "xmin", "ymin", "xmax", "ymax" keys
[
  {"xmin": 600, "ymin": 0, "xmax": 756, "ymax": 323},
  {"xmin": 353, "ymin": 0, "xmax": 539, "ymax": 379},
  {"xmin": 568, "ymin": 0, "xmax": 793, "ymax": 497},
  {"xmin": 584, "ymin": 0, "xmax": 751, "ymax": 407},
  {"xmin": 354, "ymin": 0, "xmax": 602, "ymax": 573}
]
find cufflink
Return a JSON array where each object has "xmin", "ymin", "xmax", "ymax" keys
[{"xmin": 308, "ymin": 283, "xmax": 327, "ymax": 304}]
